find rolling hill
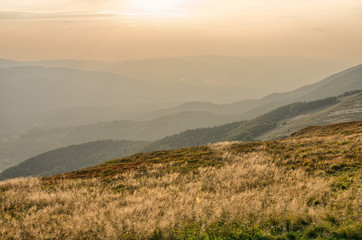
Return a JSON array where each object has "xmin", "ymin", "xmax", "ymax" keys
[
  {"xmin": 142, "ymin": 63, "xmax": 362, "ymax": 120},
  {"xmin": 143, "ymin": 91, "xmax": 362, "ymax": 152},
  {"xmin": 3, "ymin": 91, "xmax": 359, "ymax": 178},
  {"xmin": 1, "ymin": 63, "xmax": 360, "ymax": 174},
  {"xmin": 239, "ymin": 63, "xmax": 362, "ymax": 119},
  {"xmin": 259, "ymin": 90, "xmax": 362, "ymax": 140},
  {"xmin": 1, "ymin": 121, "xmax": 360, "ymax": 239},
  {"xmin": 0, "ymin": 111, "xmax": 234, "ymax": 172},
  {"xmin": 0, "ymin": 140, "xmax": 149, "ymax": 180},
  {"xmin": 1, "ymin": 60, "xmax": 359, "ymax": 137}
]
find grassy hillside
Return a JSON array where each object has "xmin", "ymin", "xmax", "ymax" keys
[
  {"xmin": 0, "ymin": 121, "xmax": 360, "ymax": 239},
  {"xmin": 0, "ymin": 140, "xmax": 149, "ymax": 180},
  {"xmin": 0, "ymin": 111, "xmax": 233, "ymax": 172},
  {"xmin": 143, "ymin": 92, "xmax": 360, "ymax": 152},
  {"xmin": 260, "ymin": 91, "xmax": 362, "ymax": 140}
]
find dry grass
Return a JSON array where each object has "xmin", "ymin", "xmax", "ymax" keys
[
  {"xmin": 1, "ymin": 147, "xmax": 361, "ymax": 239},
  {"xmin": 1, "ymin": 122, "xmax": 361, "ymax": 239},
  {"xmin": 51, "ymin": 146, "xmax": 222, "ymax": 180}
]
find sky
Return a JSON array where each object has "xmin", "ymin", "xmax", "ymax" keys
[{"xmin": 1, "ymin": 0, "xmax": 362, "ymax": 61}]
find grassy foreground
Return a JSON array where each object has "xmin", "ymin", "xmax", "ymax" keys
[{"xmin": 0, "ymin": 122, "xmax": 361, "ymax": 239}]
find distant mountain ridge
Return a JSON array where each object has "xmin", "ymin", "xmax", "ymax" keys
[
  {"xmin": 1, "ymin": 64, "xmax": 361, "ymax": 172},
  {"xmin": 1, "ymin": 55, "xmax": 353, "ymax": 100},
  {"xmin": 0, "ymin": 110, "xmax": 234, "ymax": 172},
  {"xmin": 0, "ymin": 58, "xmax": 111, "ymax": 71},
  {"xmin": 142, "ymin": 91, "xmax": 362, "ymax": 152},
  {"xmin": 0, "ymin": 66, "xmax": 164, "ymax": 136},
  {"xmin": 143, "ymin": 64, "xmax": 362, "ymax": 120},
  {"xmin": 0, "ymin": 91, "xmax": 360, "ymax": 180},
  {"xmin": 1, "ymin": 57, "xmax": 358, "ymax": 134},
  {"xmin": 0, "ymin": 61, "xmax": 360, "ymax": 175}
]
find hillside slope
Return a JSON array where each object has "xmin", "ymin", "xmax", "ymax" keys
[
  {"xmin": 143, "ymin": 92, "xmax": 361, "ymax": 152},
  {"xmin": 1, "ymin": 121, "xmax": 360, "ymax": 239},
  {"xmin": 52, "ymin": 121, "xmax": 362, "ymax": 180},
  {"xmin": 0, "ymin": 111, "xmax": 233, "ymax": 172},
  {"xmin": 1, "ymin": 64, "xmax": 360, "ymax": 172},
  {"xmin": 260, "ymin": 91, "xmax": 362, "ymax": 140},
  {"xmin": 2, "ymin": 91, "xmax": 360, "ymax": 175},
  {"xmin": 0, "ymin": 140, "xmax": 149, "ymax": 180},
  {"xmin": 239, "ymin": 64, "xmax": 362, "ymax": 119},
  {"xmin": 143, "ymin": 64, "xmax": 362, "ymax": 120}
]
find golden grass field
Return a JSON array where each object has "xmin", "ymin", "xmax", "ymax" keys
[{"xmin": 0, "ymin": 122, "xmax": 361, "ymax": 239}]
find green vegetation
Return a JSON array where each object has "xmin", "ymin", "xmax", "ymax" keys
[
  {"xmin": 227, "ymin": 97, "xmax": 338, "ymax": 141},
  {"xmin": 0, "ymin": 111, "xmax": 233, "ymax": 172},
  {"xmin": 259, "ymin": 91, "xmax": 362, "ymax": 140},
  {"xmin": 53, "ymin": 146, "xmax": 223, "ymax": 179},
  {"xmin": 2, "ymin": 64, "xmax": 361, "ymax": 173},
  {"xmin": 0, "ymin": 140, "xmax": 149, "ymax": 180},
  {"xmin": 2, "ymin": 91, "xmax": 360, "ymax": 180},
  {"xmin": 0, "ymin": 121, "xmax": 361, "ymax": 239},
  {"xmin": 143, "ymin": 95, "xmax": 345, "ymax": 152}
]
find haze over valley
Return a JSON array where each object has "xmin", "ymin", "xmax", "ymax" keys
[
  {"xmin": 1, "ymin": 61, "xmax": 361, "ymax": 172},
  {"xmin": 0, "ymin": 0, "xmax": 361, "ymax": 239}
]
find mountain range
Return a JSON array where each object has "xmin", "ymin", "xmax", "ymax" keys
[
  {"xmin": 143, "ymin": 63, "xmax": 362, "ymax": 120},
  {"xmin": 143, "ymin": 91, "xmax": 361, "ymax": 152},
  {"xmin": 1, "ymin": 90, "xmax": 361, "ymax": 179},
  {"xmin": 0, "ymin": 60, "xmax": 361, "ymax": 177},
  {"xmin": 1, "ymin": 56, "xmax": 350, "ymax": 92},
  {"xmin": 0, "ymin": 56, "xmax": 356, "ymax": 136}
]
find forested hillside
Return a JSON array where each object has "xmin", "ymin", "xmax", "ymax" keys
[
  {"xmin": 0, "ymin": 140, "xmax": 149, "ymax": 180},
  {"xmin": 0, "ymin": 111, "xmax": 232, "ymax": 172},
  {"xmin": 143, "ymin": 93, "xmax": 360, "ymax": 151}
]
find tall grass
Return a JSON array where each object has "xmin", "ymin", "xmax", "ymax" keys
[{"xmin": 1, "ymin": 141, "xmax": 360, "ymax": 239}]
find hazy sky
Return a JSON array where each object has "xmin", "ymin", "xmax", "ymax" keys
[{"xmin": 1, "ymin": 0, "xmax": 362, "ymax": 61}]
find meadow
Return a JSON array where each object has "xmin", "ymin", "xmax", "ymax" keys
[{"xmin": 0, "ymin": 122, "xmax": 361, "ymax": 239}]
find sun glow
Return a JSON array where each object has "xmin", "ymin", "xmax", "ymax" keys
[{"xmin": 127, "ymin": 0, "xmax": 184, "ymax": 14}]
